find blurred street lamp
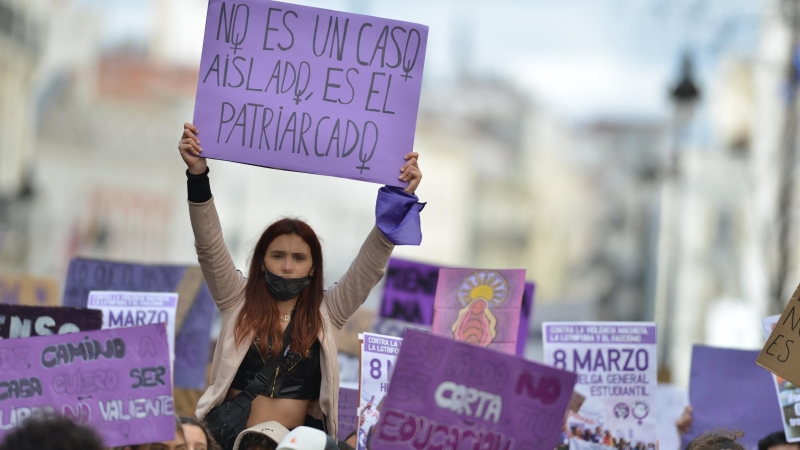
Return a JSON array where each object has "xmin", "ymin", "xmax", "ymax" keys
[
  {"xmin": 669, "ymin": 53, "xmax": 701, "ymax": 174},
  {"xmin": 654, "ymin": 52, "xmax": 700, "ymax": 382}
]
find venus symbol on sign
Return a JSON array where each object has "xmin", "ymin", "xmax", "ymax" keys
[{"xmin": 217, "ymin": 3, "xmax": 250, "ymax": 55}]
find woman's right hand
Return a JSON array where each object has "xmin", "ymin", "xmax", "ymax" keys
[{"xmin": 179, "ymin": 123, "xmax": 207, "ymax": 175}]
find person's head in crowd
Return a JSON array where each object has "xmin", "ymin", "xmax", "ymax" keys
[
  {"xmin": 343, "ymin": 431, "xmax": 356, "ymax": 449},
  {"xmin": 233, "ymin": 421, "xmax": 290, "ymax": 450},
  {"xmin": 152, "ymin": 416, "xmax": 188, "ymax": 450},
  {"xmin": 0, "ymin": 416, "xmax": 104, "ymax": 450},
  {"xmin": 759, "ymin": 431, "xmax": 800, "ymax": 450},
  {"xmin": 276, "ymin": 427, "xmax": 338, "ymax": 450},
  {"xmin": 180, "ymin": 416, "xmax": 220, "ymax": 450},
  {"xmin": 686, "ymin": 430, "xmax": 745, "ymax": 450}
]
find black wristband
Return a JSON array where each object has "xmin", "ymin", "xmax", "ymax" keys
[{"xmin": 187, "ymin": 167, "xmax": 212, "ymax": 203}]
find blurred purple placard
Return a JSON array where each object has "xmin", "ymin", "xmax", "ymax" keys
[
  {"xmin": 516, "ymin": 282, "xmax": 535, "ymax": 356},
  {"xmin": 682, "ymin": 345, "xmax": 783, "ymax": 450},
  {"xmin": 0, "ymin": 305, "xmax": 102, "ymax": 339},
  {"xmin": 0, "ymin": 323, "xmax": 174, "ymax": 448},
  {"xmin": 63, "ymin": 258, "xmax": 215, "ymax": 389},
  {"xmin": 338, "ymin": 387, "xmax": 359, "ymax": 441},
  {"xmin": 372, "ymin": 328, "xmax": 577, "ymax": 450},
  {"xmin": 432, "ymin": 268, "xmax": 526, "ymax": 355},
  {"xmin": 380, "ymin": 258, "xmax": 439, "ymax": 325},
  {"xmin": 193, "ymin": 0, "xmax": 428, "ymax": 186}
]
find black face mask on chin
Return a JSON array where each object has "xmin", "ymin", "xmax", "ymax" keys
[{"xmin": 264, "ymin": 270, "xmax": 310, "ymax": 301}]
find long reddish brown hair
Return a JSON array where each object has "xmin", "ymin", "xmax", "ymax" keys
[{"xmin": 234, "ymin": 219, "xmax": 324, "ymax": 359}]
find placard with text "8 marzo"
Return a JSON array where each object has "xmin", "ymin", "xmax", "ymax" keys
[{"xmin": 193, "ymin": 0, "xmax": 428, "ymax": 186}]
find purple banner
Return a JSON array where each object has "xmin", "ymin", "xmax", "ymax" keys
[
  {"xmin": 372, "ymin": 329, "xmax": 577, "ymax": 450},
  {"xmin": 63, "ymin": 258, "xmax": 215, "ymax": 389},
  {"xmin": 516, "ymin": 283, "xmax": 535, "ymax": 356},
  {"xmin": 0, "ymin": 305, "xmax": 102, "ymax": 339},
  {"xmin": 380, "ymin": 258, "xmax": 439, "ymax": 325},
  {"xmin": 193, "ymin": 0, "xmax": 428, "ymax": 186},
  {"xmin": 339, "ymin": 387, "xmax": 359, "ymax": 441},
  {"xmin": 0, "ymin": 323, "xmax": 174, "ymax": 447},
  {"xmin": 432, "ymin": 268, "xmax": 526, "ymax": 355},
  {"xmin": 683, "ymin": 345, "xmax": 783, "ymax": 450}
]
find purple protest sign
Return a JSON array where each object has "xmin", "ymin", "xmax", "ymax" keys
[
  {"xmin": 193, "ymin": 0, "xmax": 428, "ymax": 186},
  {"xmin": 0, "ymin": 323, "xmax": 174, "ymax": 447},
  {"xmin": 0, "ymin": 305, "xmax": 103, "ymax": 339},
  {"xmin": 682, "ymin": 345, "xmax": 783, "ymax": 450},
  {"xmin": 516, "ymin": 283, "xmax": 535, "ymax": 356},
  {"xmin": 372, "ymin": 329, "xmax": 577, "ymax": 450},
  {"xmin": 380, "ymin": 258, "xmax": 440, "ymax": 325},
  {"xmin": 338, "ymin": 387, "xmax": 359, "ymax": 441},
  {"xmin": 432, "ymin": 268, "xmax": 526, "ymax": 355},
  {"xmin": 63, "ymin": 258, "xmax": 215, "ymax": 389}
]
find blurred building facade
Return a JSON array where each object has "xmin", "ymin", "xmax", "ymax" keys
[{"xmin": 2, "ymin": 0, "xmax": 800, "ymax": 389}]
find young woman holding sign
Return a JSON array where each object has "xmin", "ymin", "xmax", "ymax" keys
[{"xmin": 177, "ymin": 123, "xmax": 424, "ymax": 450}]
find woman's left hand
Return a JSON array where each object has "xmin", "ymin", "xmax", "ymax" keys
[{"xmin": 400, "ymin": 151, "xmax": 422, "ymax": 195}]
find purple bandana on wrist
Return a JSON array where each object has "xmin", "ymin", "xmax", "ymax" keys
[{"xmin": 375, "ymin": 186, "xmax": 426, "ymax": 245}]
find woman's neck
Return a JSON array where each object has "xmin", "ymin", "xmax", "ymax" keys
[{"xmin": 277, "ymin": 298, "xmax": 297, "ymax": 316}]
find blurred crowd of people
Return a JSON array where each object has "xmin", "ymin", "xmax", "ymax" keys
[{"xmin": 0, "ymin": 414, "xmax": 354, "ymax": 450}]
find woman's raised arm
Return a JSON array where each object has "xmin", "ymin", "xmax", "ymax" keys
[{"xmin": 180, "ymin": 123, "xmax": 245, "ymax": 311}]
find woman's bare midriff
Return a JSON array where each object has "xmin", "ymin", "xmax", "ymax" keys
[{"xmin": 225, "ymin": 387, "xmax": 311, "ymax": 429}]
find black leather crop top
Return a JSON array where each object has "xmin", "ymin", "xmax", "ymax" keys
[{"xmin": 230, "ymin": 331, "xmax": 322, "ymax": 400}]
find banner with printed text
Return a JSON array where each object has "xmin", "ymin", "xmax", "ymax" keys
[
  {"xmin": 193, "ymin": 0, "xmax": 428, "ymax": 186},
  {"xmin": 358, "ymin": 332, "xmax": 402, "ymax": 450},
  {"xmin": 0, "ymin": 323, "xmax": 174, "ymax": 447},
  {"xmin": 63, "ymin": 258, "xmax": 215, "ymax": 389},
  {"xmin": 88, "ymin": 291, "xmax": 178, "ymax": 374},
  {"xmin": 0, "ymin": 305, "xmax": 102, "ymax": 339},
  {"xmin": 543, "ymin": 322, "xmax": 657, "ymax": 449}
]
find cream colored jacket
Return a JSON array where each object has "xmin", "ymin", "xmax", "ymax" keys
[{"xmin": 189, "ymin": 197, "xmax": 394, "ymax": 437}]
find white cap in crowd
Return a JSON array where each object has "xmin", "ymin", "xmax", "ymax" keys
[
  {"xmin": 232, "ymin": 421, "xmax": 290, "ymax": 450},
  {"xmin": 276, "ymin": 426, "xmax": 339, "ymax": 450}
]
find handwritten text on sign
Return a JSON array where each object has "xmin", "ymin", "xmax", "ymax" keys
[
  {"xmin": 0, "ymin": 323, "xmax": 174, "ymax": 447},
  {"xmin": 0, "ymin": 305, "xmax": 102, "ymax": 339},
  {"xmin": 372, "ymin": 329, "xmax": 577, "ymax": 450},
  {"xmin": 380, "ymin": 258, "xmax": 439, "ymax": 325},
  {"xmin": 193, "ymin": 0, "xmax": 428, "ymax": 186}
]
